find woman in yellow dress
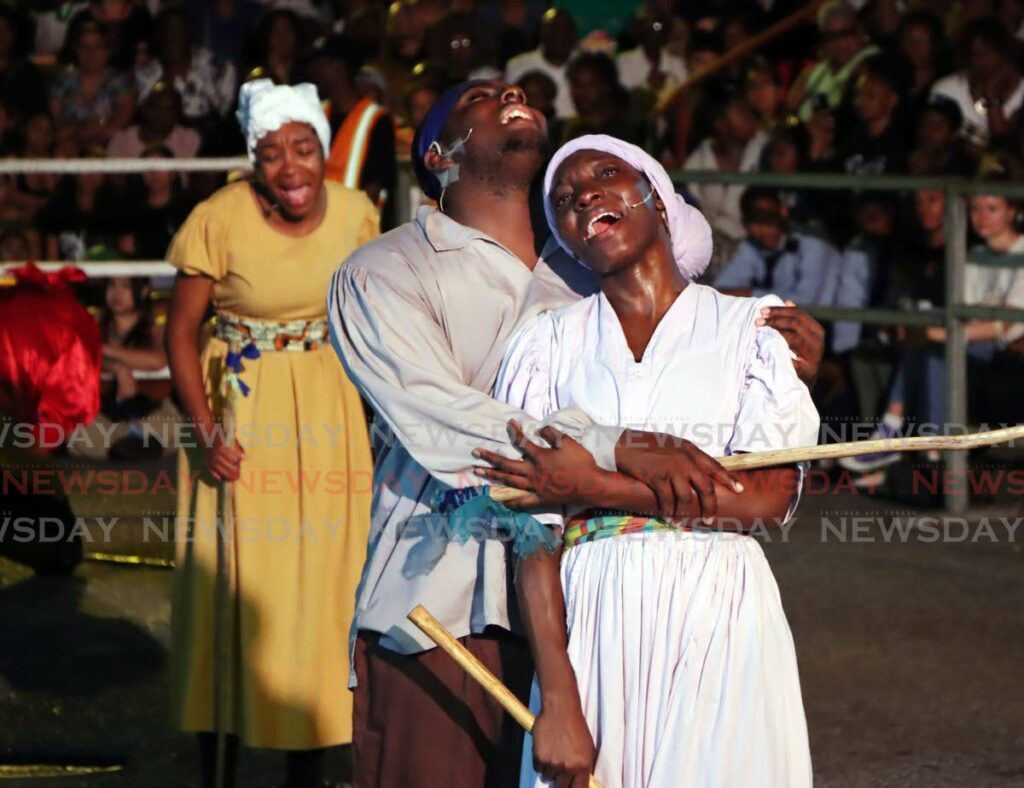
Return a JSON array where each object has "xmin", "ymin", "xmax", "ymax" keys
[{"xmin": 165, "ymin": 79, "xmax": 375, "ymax": 788}]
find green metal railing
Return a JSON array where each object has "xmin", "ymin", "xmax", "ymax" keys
[{"xmin": 395, "ymin": 165, "xmax": 1024, "ymax": 513}]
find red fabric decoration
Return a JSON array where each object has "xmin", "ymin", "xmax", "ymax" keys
[{"xmin": 0, "ymin": 264, "xmax": 101, "ymax": 443}]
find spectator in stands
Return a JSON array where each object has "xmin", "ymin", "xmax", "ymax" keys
[
  {"xmin": 685, "ymin": 86, "xmax": 767, "ymax": 244},
  {"xmin": 108, "ymin": 82, "xmax": 201, "ymax": 161},
  {"xmin": 304, "ymin": 34, "xmax": 396, "ymax": 215},
  {"xmin": 662, "ymin": 29, "xmax": 724, "ymax": 166},
  {"xmin": 65, "ymin": 0, "xmax": 153, "ymax": 73},
  {"xmin": 518, "ymin": 69, "xmax": 558, "ymax": 122},
  {"xmin": 136, "ymin": 6, "xmax": 238, "ymax": 137},
  {"xmin": 395, "ymin": 73, "xmax": 442, "ymax": 154},
  {"xmin": 789, "ymin": 0, "xmax": 879, "ymax": 121},
  {"xmin": 931, "ymin": 17, "xmax": 1024, "ymax": 150},
  {"xmin": 762, "ymin": 121, "xmax": 825, "ymax": 234},
  {"xmin": 551, "ymin": 52, "xmax": 652, "ymax": 148},
  {"xmin": 117, "ymin": 145, "xmax": 193, "ymax": 261},
  {"xmin": 744, "ymin": 57, "xmax": 784, "ymax": 130},
  {"xmin": 0, "ymin": 7, "xmax": 48, "ymax": 122},
  {"xmin": 6, "ymin": 112, "xmax": 61, "ymax": 225},
  {"xmin": 617, "ymin": 4, "xmax": 688, "ymax": 105},
  {"xmin": 835, "ymin": 53, "xmax": 911, "ymax": 175},
  {"xmin": 843, "ymin": 186, "xmax": 1024, "ymax": 472},
  {"xmin": 898, "ymin": 11, "xmax": 953, "ymax": 120},
  {"xmin": 505, "ymin": 8, "xmax": 577, "ymax": 119},
  {"xmin": 427, "ymin": 11, "xmax": 498, "ymax": 82},
  {"xmin": 68, "ymin": 275, "xmax": 177, "ymax": 460},
  {"xmin": 908, "ymin": 93, "xmax": 976, "ymax": 175},
  {"xmin": 248, "ymin": 8, "xmax": 305, "ymax": 85},
  {"xmin": 0, "ymin": 228, "xmax": 30, "ymax": 261},
  {"xmin": 714, "ymin": 186, "xmax": 842, "ymax": 307},
  {"xmin": 36, "ymin": 148, "xmax": 120, "ymax": 260},
  {"xmin": 50, "ymin": 19, "xmax": 136, "ymax": 151},
  {"xmin": 185, "ymin": 0, "xmax": 263, "ymax": 69}
]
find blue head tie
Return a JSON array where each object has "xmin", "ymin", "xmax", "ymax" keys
[{"xmin": 412, "ymin": 80, "xmax": 488, "ymax": 201}]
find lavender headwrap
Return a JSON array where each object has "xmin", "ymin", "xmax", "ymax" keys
[{"xmin": 543, "ymin": 135, "xmax": 713, "ymax": 281}]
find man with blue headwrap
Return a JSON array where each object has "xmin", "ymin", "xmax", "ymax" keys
[{"xmin": 327, "ymin": 79, "xmax": 825, "ymax": 787}]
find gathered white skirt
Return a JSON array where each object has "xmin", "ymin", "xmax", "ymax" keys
[{"xmin": 520, "ymin": 531, "xmax": 812, "ymax": 788}]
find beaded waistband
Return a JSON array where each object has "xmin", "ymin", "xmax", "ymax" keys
[
  {"xmin": 563, "ymin": 509, "xmax": 690, "ymax": 549},
  {"xmin": 214, "ymin": 314, "xmax": 329, "ymax": 352}
]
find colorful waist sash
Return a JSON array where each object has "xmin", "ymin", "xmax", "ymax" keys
[
  {"xmin": 214, "ymin": 314, "xmax": 329, "ymax": 352},
  {"xmin": 563, "ymin": 509, "xmax": 690, "ymax": 549}
]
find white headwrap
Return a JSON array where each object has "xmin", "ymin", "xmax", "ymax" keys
[
  {"xmin": 235, "ymin": 79, "xmax": 332, "ymax": 163},
  {"xmin": 543, "ymin": 135, "xmax": 713, "ymax": 281}
]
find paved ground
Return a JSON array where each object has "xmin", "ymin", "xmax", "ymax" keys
[{"xmin": 1, "ymin": 452, "xmax": 1023, "ymax": 787}]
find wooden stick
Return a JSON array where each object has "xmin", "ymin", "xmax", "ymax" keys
[
  {"xmin": 407, "ymin": 605, "xmax": 602, "ymax": 788},
  {"xmin": 659, "ymin": 0, "xmax": 827, "ymax": 115},
  {"xmin": 489, "ymin": 424, "xmax": 1024, "ymax": 504}
]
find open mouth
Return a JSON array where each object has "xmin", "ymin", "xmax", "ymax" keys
[
  {"xmin": 500, "ymin": 105, "xmax": 533, "ymax": 125},
  {"xmin": 278, "ymin": 184, "xmax": 313, "ymax": 208},
  {"xmin": 584, "ymin": 210, "xmax": 622, "ymax": 241}
]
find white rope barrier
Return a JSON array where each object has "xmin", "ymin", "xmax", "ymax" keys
[
  {"xmin": 1, "ymin": 261, "xmax": 176, "ymax": 278},
  {"xmin": 0, "ymin": 157, "xmax": 251, "ymax": 174}
]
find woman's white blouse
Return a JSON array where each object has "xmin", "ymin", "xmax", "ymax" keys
[{"xmin": 494, "ymin": 284, "xmax": 821, "ymax": 524}]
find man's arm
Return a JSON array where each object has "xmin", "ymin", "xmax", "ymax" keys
[{"xmin": 327, "ymin": 262, "xmax": 622, "ymax": 490}]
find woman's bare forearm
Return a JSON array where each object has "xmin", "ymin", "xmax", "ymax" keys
[
  {"xmin": 516, "ymin": 548, "xmax": 584, "ymax": 709},
  {"xmin": 104, "ymin": 344, "xmax": 167, "ymax": 370},
  {"xmin": 166, "ymin": 275, "xmax": 215, "ymax": 434}
]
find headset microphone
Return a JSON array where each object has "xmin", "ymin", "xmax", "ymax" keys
[{"xmin": 625, "ymin": 188, "xmax": 655, "ymax": 210}]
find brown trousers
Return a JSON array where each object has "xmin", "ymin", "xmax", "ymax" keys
[{"xmin": 352, "ymin": 629, "xmax": 533, "ymax": 788}]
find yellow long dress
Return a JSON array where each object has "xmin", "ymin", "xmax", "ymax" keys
[{"xmin": 168, "ymin": 179, "xmax": 375, "ymax": 749}]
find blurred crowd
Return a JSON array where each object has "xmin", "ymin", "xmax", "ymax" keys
[{"xmin": 0, "ymin": 0, "xmax": 1022, "ymax": 472}]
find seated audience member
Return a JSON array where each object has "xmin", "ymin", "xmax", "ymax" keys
[
  {"xmin": 395, "ymin": 73, "xmax": 443, "ymax": 154},
  {"xmin": 930, "ymin": 17, "xmax": 1023, "ymax": 150},
  {"xmin": 246, "ymin": 8, "xmax": 305, "ymax": 86},
  {"xmin": 304, "ymin": 34, "xmax": 396, "ymax": 214},
  {"xmin": 762, "ymin": 122, "xmax": 825, "ymax": 234},
  {"xmin": 107, "ymin": 82, "xmax": 201, "ymax": 160},
  {"xmin": 744, "ymin": 57, "xmax": 785, "ymax": 130},
  {"xmin": 68, "ymin": 275, "xmax": 178, "ymax": 460},
  {"xmin": 473, "ymin": 0, "xmax": 545, "ymax": 65},
  {"xmin": 551, "ymin": 52, "xmax": 653, "ymax": 148},
  {"xmin": 835, "ymin": 52, "xmax": 911, "ymax": 175},
  {"xmin": 714, "ymin": 186, "xmax": 842, "ymax": 308},
  {"xmin": 7, "ymin": 112, "xmax": 61, "ymax": 224},
  {"xmin": 789, "ymin": 0, "xmax": 879, "ymax": 121},
  {"xmin": 36, "ymin": 149, "xmax": 120, "ymax": 261},
  {"xmin": 355, "ymin": 66, "xmax": 390, "ymax": 107},
  {"xmin": 843, "ymin": 186, "xmax": 1024, "ymax": 472},
  {"xmin": 898, "ymin": 11, "xmax": 953, "ymax": 121},
  {"xmin": 505, "ymin": 8, "xmax": 577, "ymax": 118},
  {"xmin": 908, "ymin": 93, "xmax": 976, "ymax": 175},
  {"xmin": 185, "ymin": 0, "xmax": 263, "ymax": 69},
  {"xmin": 136, "ymin": 6, "xmax": 238, "ymax": 137},
  {"xmin": 518, "ymin": 69, "xmax": 558, "ymax": 122},
  {"xmin": 65, "ymin": 0, "xmax": 153, "ymax": 72},
  {"xmin": 50, "ymin": 20, "xmax": 136, "ymax": 151},
  {"xmin": 662, "ymin": 29, "xmax": 724, "ymax": 166},
  {"xmin": 427, "ymin": 12, "xmax": 499, "ymax": 82},
  {"xmin": 685, "ymin": 86, "xmax": 768, "ymax": 244},
  {"xmin": 617, "ymin": 4, "xmax": 688, "ymax": 104},
  {"xmin": 117, "ymin": 145, "xmax": 193, "ymax": 261}
]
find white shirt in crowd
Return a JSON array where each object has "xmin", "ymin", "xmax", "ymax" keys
[
  {"xmin": 505, "ymin": 48, "xmax": 575, "ymax": 119},
  {"xmin": 966, "ymin": 235, "xmax": 1024, "ymax": 345},
  {"xmin": 616, "ymin": 47, "xmax": 688, "ymax": 101},
  {"xmin": 684, "ymin": 130, "xmax": 769, "ymax": 241},
  {"xmin": 930, "ymin": 71, "xmax": 1024, "ymax": 148}
]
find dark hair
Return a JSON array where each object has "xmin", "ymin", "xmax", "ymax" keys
[
  {"xmin": 100, "ymin": 278, "xmax": 154, "ymax": 348},
  {"xmin": 859, "ymin": 51, "xmax": 912, "ymax": 98},
  {"xmin": 0, "ymin": 6, "xmax": 35, "ymax": 60},
  {"xmin": 250, "ymin": 8, "xmax": 304, "ymax": 67},
  {"xmin": 957, "ymin": 16, "xmax": 1017, "ymax": 65},
  {"xmin": 764, "ymin": 121, "xmax": 811, "ymax": 170},
  {"xmin": 740, "ymin": 186, "xmax": 783, "ymax": 222},
  {"xmin": 686, "ymin": 29, "xmax": 723, "ymax": 58},
  {"xmin": 898, "ymin": 11, "xmax": 953, "ymax": 76},
  {"xmin": 567, "ymin": 51, "xmax": 620, "ymax": 86},
  {"xmin": 518, "ymin": 69, "xmax": 557, "ymax": 102}
]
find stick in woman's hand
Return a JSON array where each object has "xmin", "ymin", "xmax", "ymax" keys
[
  {"xmin": 487, "ymin": 424, "xmax": 1024, "ymax": 504},
  {"xmin": 407, "ymin": 605, "xmax": 603, "ymax": 788}
]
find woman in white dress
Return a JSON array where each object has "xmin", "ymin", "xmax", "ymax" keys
[{"xmin": 476, "ymin": 135, "xmax": 819, "ymax": 788}]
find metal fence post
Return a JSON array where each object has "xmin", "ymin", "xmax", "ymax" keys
[{"xmin": 944, "ymin": 185, "xmax": 969, "ymax": 513}]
